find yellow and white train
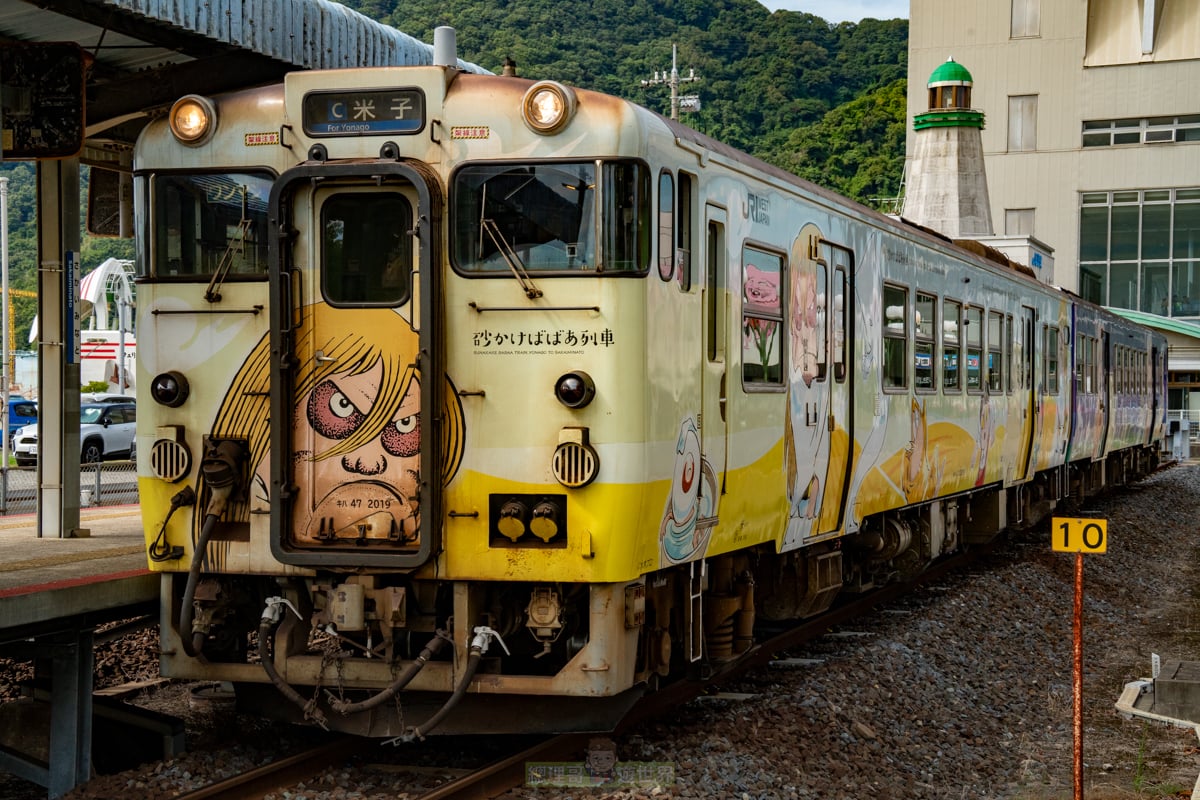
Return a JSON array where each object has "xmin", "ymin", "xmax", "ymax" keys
[{"xmin": 134, "ymin": 37, "xmax": 1167, "ymax": 736}]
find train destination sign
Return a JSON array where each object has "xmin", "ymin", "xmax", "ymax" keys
[{"xmin": 302, "ymin": 88, "xmax": 425, "ymax": 136}]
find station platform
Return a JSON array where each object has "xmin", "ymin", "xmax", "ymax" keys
[
  {"xmin": 0, "ymin": 505, "xmax": 158, "ymax": 798},
  {"xmin": 0, "ymin": 505, "xmax": 154, "ymax": 642}
]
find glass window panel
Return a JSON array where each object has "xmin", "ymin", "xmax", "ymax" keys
[
  {"xmin": 1142, "ymin": 261, "xmax": 1170, "ymax": 314},
  {"xmin": 1142, "ymin": 203, "xmax": 1171, "ymax": 260},
  {"xmin": 915, "ymin": 292, "xmax": 935, "ymax": 338},
  {"xmin": 1147, "ymin": 116, "xmax": 1174, "ymax": 125},
  {"xmin": 1113, "ymin": 132, "xmax": 1140, "ymax": 144},
  {"xmin": 1080, "ymin": 263, "xmax": 1106, "ymax": 304},
  {"xmin": 322, "ymin": 194, "xmax": 413, "ymax": 305},
  {"xmin": 657, "ymin": 171, "xmax": 674, "ymax": 281},
  {"xmin": 1109, "ymin": 262, "xmax": 1138, "ymax": 310},
  {"xmin": 943, "ymin": 298, "xmax": 961, "ymax": 391},
  {"xmin": 153, "ymin": 172, "xmax": 272, "ymax": 278},
  {"xmin": 743, "ymin": 247, "xmax": 783, "ymax": 316},
  {"xmin": 883, "ymin": 284, "xmax": 907, "ymax": 390},
  {"xmin": 1082, "ymin": 134, "xmax": 1109, "ymax": 148},
  {"xmin": 1114, "ymin": 118, "xmax": 1141, "ymax": 127},
  {"xmin": 1144, "ymin": 190, "xmax": 1171, "ymax": 202},
  {"xmin": 1110, "ymin": 204, "xmax": 1139, "ymax": 261},
  {"xmin": 1079, "ymin": 205, "xmax": 1108, "ymax": 261},
  {"xmin": 1177, "ymin": 115, "xmax": 1200, "ymax": 124},
  {"xmin": 1173, "ymin": 262, "xmax": 1200, "ymax": 316},
  {"xmin": 1082, "ymin": 121, "xmax": 1112, "ymax": 131},
  {"xmin": 1174, "ymin": 201, "xmax": 1200, "ymax": 260},
  {"xmin": 1177, "ymin": 189, "xmax": 1200, "ymax": 201},
  {"xmin": 1179, "ymin": 128, "xmax": 1200, "ymax": 142}
]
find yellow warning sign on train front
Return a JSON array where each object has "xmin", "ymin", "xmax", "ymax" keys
[{"xmin": 1051, "ymin": 517, "xmax": 1107, "ymax": 554}]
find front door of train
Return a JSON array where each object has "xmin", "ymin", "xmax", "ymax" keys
[{"xmin": 268, "ymin": 163, "xmax": 441, "ymax": 569}]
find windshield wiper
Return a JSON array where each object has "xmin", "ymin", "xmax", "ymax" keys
[
  {"xmin": 480, "ymin": 218, "xmax": 543, "ymax": 300},
  {"xmin": 205, "ymin": 186, "xmax": 252, "ymax": 304}
]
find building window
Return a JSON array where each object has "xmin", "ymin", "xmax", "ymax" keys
[
  {"xmin": 1078, "ymin": 188, "xmax": 1200, "ymax": 317},
  {"xmin": 1008, "ymin": 95, "xmax": 1038, "ymax": 152},
  {"xmin": 1011, "ymin": 0, "xmax": 1040, "ymax": 38},
  {"xmin": 1005, "ymin": 209, "xmax": 1035, "ymax": 236},
  {"xmin": 1082, "ymin": 115, "xmax": 1200, "ymax": 148}
]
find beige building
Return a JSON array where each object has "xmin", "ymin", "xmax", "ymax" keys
[{"xmin": 907, "ymin": 0, "xmax": 1200, "ymax": 415}]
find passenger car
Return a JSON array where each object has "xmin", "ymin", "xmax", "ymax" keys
[
  {"xmin": 13, "ymin": 401, "xmax": 136, "ymax": 466},
  {"xmin": 6, "ymin": 397, "xmax": 37, "ymax": 441}
]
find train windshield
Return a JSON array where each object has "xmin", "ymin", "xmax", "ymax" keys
[
  {"xmin": 451, "ymin": 160, "xmax": 650, "ymax": 275},
  {"xmin": 149, "ymin": 172, "xmax": 272, "ymax": 279}
]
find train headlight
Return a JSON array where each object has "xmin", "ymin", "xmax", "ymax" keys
[
  {"xmin": 554, "ymin": 371, "xmax": 595, "ymax": 409},
  {"xmin": 522, "ymin": 81, "xmax": 577, "ymax": 135},
  {"xmin": 169, "ymin": 95, "xmax": 217, "ymax": 145},
  {"xmin": 150, "ymin": 371, "xmax": 190, "ymax": 408}
]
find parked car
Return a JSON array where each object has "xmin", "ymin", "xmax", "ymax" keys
[
  {"xmin": 13, "ymin": 401, "xmax": 136, "ymax": 466},
  {"xmin": 6, "ymin": 397, "xmax": 37, "ymax": 441}
]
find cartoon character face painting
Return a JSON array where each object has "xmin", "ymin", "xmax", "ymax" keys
[
  {"xmin": 660, "ymin": 416, "xmax": 717, "ymax": 565},
  {"xmin": 213, "ymin": 302, "xmax": 464, "ymax": 552}
]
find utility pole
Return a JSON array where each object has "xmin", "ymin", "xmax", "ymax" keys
[{"xmin": 641, "ymin": 44, "xmax": 699, "ymax": 121}]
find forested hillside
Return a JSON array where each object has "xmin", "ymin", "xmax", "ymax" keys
[{"xmin": 0, "ymin": 0, "xmax": 908, "ymax": 347}]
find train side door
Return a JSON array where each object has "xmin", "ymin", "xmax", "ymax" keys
[
  {"xmin": 701, "ymin": 205, "xmax": 728, "ymax": 513},
  {"xmin": 268, "ymin": 165, "xmax": 441, "ymax": 570},
  {"xmin": 1016, "ymin": 306, "xmax": 1036, "ymax": 480},
  {"xmin": 1099, "ymin": 330, "xmax": 1111, "ymax": 455},
  {"xmin": 815, "ymin": 241, "xmax": 852, "ymax": 536}
]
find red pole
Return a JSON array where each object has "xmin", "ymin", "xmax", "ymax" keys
[{"xmin": 1073, "ymin": 551, "xmax": 1084, "ymax": 799}]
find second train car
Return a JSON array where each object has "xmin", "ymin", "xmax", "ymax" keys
[{"xmin": 132, "ymin": 33, "xmax": 1167, "ymax": 736}]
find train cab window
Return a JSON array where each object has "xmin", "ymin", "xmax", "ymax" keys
[
  {"xmin": 965, "ymin": 306, "xmax": 983, "ymax": 391},
  {"xmin": 451, "ymin": 160, "xmax": 649, "ymax": 274},
  {"xmin": 987, "ymin": 311, "xmax": 1004, "ymax": 393},
  {"xmin": 150, "ymin": 171, "xmax": 272, "ymax": 279},
  {"xmin": 1044, "ymin": 325, "xmax": 1059, "ymax": 394},
  {"xmin": 321, "ymin": 193, "xmax": 412, "ymax": 305},
  {"xmin": 882, "ymin": 284, "xmax": 908, "ymax": 390},
  {"xmin": 914, "ymin": 292, "xmax": 936, "ymax": 392},
  {"xmin": 943, "ymin": 299, "xmax": 962, "ymax": 391},
  {"xmin": 742, "ymin": 246, "xmax": 784, "ymax": 385}
]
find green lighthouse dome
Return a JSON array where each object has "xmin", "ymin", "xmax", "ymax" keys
[
  {"xmin": 915, "ymin": 57, "xmax": 983, "ymax": 129},
  {"xmin": 929, "ymin": 58, "xmax": 973, "ymax": 86}
]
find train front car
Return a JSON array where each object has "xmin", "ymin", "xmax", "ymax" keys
[{"xmin": 136, "ymin": 65, "xmax": 673, "ymax": 736}]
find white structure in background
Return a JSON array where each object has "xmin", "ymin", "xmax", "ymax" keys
[{"xmin": 28, "ymin": 257, "xmax": 136, "ymax": 395}]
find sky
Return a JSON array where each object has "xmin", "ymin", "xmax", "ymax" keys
[{"xmin": 760, "ymin": 0, "xmax": 909, "ymax": 23}]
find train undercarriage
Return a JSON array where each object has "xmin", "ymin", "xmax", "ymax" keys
[{"xmin": 164, "ymin": 445, "xmax": 1162, "ymax": 737}]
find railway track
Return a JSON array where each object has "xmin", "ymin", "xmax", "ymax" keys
[{"xmin": 172, "ymin": 544, "xmax": 992, "ymax": 799}]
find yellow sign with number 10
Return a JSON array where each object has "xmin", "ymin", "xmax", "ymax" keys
[{"xmin": 1051, "ymin": 517, "xmax": 1107, "ymax": 553}]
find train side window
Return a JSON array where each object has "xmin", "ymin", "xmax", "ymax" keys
[
  {"xmin": 966, "ymin": 306, "xmax": 983, "ymax": 392},
  {"xmin": 943, "ymin": 299, "xmax": 962, "ymax": 391},
  {"xmin": 988, "ymin": 311, "xmax": 1003, "ymax": 393},
  {"xmin": 742, "ymin": 245, "xmax": 784, "ymax": 385},
  {"xmin": 657, "ymin": 171, "xmax": 674, "ymax": 282},
  {"xmin": 678, "ymin": 172, "xmax": 695, "ymax": 291},
  {"xmin": 1045, "ymin": 324, "xmax": 1059, "ymax": 394},
  {"xmin": 882, "ymin": 283, "xmax": 908, "ymax": 390},
  {"xmin": 1006, "ymin": 314, "xmax": 1016, "ymax": 393},
  {"xmin": 915, "ymin": 292, "xmax": 936, "ymax": 392},
  {"xmin": 707, "ymin": 220, "xmax": 725, "ymax": 362},
  {"xmin": 833, "ymin": 265, "xmax": 847, "ymax": 382},
  {"xmin": 814, "ymin": 261, "xmax": 828, "ymax": 382}
]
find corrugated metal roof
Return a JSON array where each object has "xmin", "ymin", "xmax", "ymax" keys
[
  {"xmin": 104, "ymin": 0, "xmax": 486, "ymax": 72},
  {"xmin": 0, "ymin": 0, "xmax": 489, "ymax": 158}
]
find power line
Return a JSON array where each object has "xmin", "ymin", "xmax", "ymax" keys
[{"xmin": 640, "ymin": 44, "xmax": 700, "ymax": 121}]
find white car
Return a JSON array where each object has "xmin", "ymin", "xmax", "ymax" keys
[{"xmin": 13, "ymin": 401, "xmax": 137, "ymax": 466}]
